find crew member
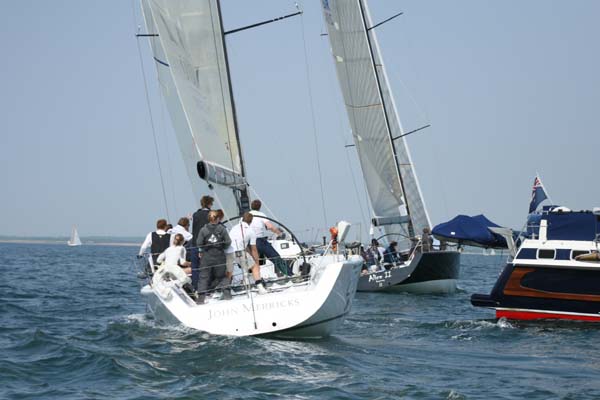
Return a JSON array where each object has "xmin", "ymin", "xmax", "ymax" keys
[
  {"xmin": 168, "ymin": 217, "xmax": 193, "ymax": 246},
  {"xmin": 366, "ymin": 238, "xmax": 385, "ymax": 272},
  {"xmin": 329, "ymin": 226, "xmax": 338, "ymax": 253},
  {"xmin": 191, "ymin": 195, "xmax": 213, "ymax": 291},
  {"xmin": 383, "ymin": 241, "xmax": 399, "ymax": 264},
  {"xmin": 138, "ymin": 219, "xmax": 171, "ymax": 270},
  {"xmin": 249, "ymin": 199, "xmax": 289, "ymax": 276},
  {"xmin": 226, "ymin": 212, "xmax": 268, "ymax": 294},
  {"xmin": 196, "ymin": 210, "xmax": 232, "ymax": 303},
  {"xmin": 157, "ymin": 233, "xmax": 191, "ymax": 275}
]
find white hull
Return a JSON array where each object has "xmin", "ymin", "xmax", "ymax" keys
[{"xmin": 141, "ymin": 255, "xmax": 362, "ymax": 338}]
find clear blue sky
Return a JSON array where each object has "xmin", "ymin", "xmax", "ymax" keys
[{"xmin": 2, "ymin": 1, "xmax": 599, "ymax": 240}]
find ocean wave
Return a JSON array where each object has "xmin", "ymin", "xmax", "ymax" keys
[{"xmin": 3, "ymin": 244, "xmax": 600, "ymax": 399}]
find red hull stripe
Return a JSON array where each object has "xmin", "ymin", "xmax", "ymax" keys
[{"xmin": 497, "ymin": 310, "xmax": 600, "ymax": 322}]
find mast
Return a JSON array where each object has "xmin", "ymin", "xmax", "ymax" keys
[
  {"xmin": 216, "ymin": 0, "xmax": 249, "ymax": 214},
  {"xmin": 356, "ymin": 0, "xmax": 414, "ymax": 237}
]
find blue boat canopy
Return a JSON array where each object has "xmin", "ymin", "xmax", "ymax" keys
[
  {"xmin": 432, "ymin": 214, "xmax": 508, "ymax": 249},
  {"xmin": 526, "ymin": 208, "xmax": 600, "ymax": 241},
  {"xmin": 545, "ymin": 211, "xmax": 600, "ymax": 241}
]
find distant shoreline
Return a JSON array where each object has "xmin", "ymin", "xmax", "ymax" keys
[{"xmin": 0, "ymin": 239, "xmax": 139, "ymax": 247}]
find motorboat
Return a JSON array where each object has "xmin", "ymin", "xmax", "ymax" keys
[{"xmin": 472, "ymin": 207, "xmax": 600, "ymax": 322}]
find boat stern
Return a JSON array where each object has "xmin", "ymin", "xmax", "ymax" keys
[{"xmin": 268, "ymin": 255, "xmax": 362, "ymax": 339}]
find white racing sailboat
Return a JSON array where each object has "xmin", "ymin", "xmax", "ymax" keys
[
  {"xmin": 136, "ymin": 0, "xmax": 362, "ymax": 338},
  {"xmin": 67, "ymin": 226, "xmax": 82, "ymax": 247},
  {"xmin": 321, "ymin": 0, "xmax": 460, "ymax": 293}
]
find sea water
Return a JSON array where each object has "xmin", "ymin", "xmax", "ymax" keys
[{"xmin": 1, "ymin": 242, "xmax": 600, "ymax": 399}]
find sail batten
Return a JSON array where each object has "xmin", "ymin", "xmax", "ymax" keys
[
  {"xmin": 321, "ymin": 0, "xmax": 431, "ymax": 243},
  {"xmin": 141, "ymin": 0, "xmax": 246, "ymax": 218}
]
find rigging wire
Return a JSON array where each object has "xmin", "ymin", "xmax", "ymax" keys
[
  {"xmin": 158, "ymin": 94, "xmax": 179, "ymax": 217},
  {"xmin": 131, "ymin": 0, "xmax": 171, "ymax": 222},
  {"xmin": 299, "ymin": 9, "xmax": 329, "ymax": 229}
]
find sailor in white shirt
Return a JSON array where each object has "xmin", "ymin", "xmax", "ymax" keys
[
  {"xmin": 249, "ymin": 199, "xmax": 290, "ymax": 276},
  {"xmin": 138, "ymin": 219, "xmax": 171, "ymax": 270},
  {"xmin": 249, "ymin": 210, "xmax": 281, "ymax": 239},
  {"xmin": 226, "ymin": 212, "xmax": 267, "ymax": 294},
  {"xmin": 157, "ymin": 234, "xmax": 191, "ymax": 274},
  {"xmin": 167, "ymin": 217, "xmax": 193, "ymax": 246}
]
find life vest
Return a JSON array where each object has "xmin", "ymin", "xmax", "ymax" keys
[
  {"xmin": 151, "ymin": 232, "xmax": 171, "ymax": 262},
  {"xmin": 329, "ymin": 226, "xmax": 338, "ymax": 252}
]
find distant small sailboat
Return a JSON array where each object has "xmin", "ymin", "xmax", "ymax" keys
[{"xmin": 67, "ymin": 226, "xmax": 82, "ymax": 247}]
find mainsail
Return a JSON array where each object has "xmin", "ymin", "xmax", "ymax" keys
[
  {"xmin": 141, "ymin": 0, "xmax": 248, "ymax": 218},
  {"xmin": 321, "ymin": 0, "xmax": 430, "ymax": 243}
]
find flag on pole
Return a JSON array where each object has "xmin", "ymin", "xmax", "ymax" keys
[{"xmin": 528, "ymin": 176, "xmax": 548, "ymax": 213}]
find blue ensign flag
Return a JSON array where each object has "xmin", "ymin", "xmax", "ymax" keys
[{"xmin": 528, "ymin": 176, "xmax": 548, "ymax": 213}]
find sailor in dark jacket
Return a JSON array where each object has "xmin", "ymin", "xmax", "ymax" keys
[
  {"xmin": 196, "ymin": 210, "xmax": 232, "ymax": 303},
  {"xmin": 383, "ymin": 241, "xmax": 399, "ymax": 264},
  {"xmin": 138, "ymin": 219, "xmax": 171, "ymax": 270},
  {"xmin": 190, "ymin": 195, "xmax": 213, "ymax": 291}
]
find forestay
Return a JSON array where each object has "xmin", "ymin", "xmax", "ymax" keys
[
  {"xmin": 321, "ymin": 0, "xmax": 430, "ymax": 242},
  {"xmin": 141, "ymin": 0, "xmax": 245, "ymax": 218}
]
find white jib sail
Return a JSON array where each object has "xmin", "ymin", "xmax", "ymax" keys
[
  {"xmin": 141, "ymin": 0, "xmax": 245, "ymax": 218},
  {"xmin": 321, "ymin": 0, "xmax": 431, "ymax": 241}
]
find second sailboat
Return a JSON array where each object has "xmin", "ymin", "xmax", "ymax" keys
[{"xmin": 321, "ymin": 0, "xmax": 460, "ymax": 293}]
